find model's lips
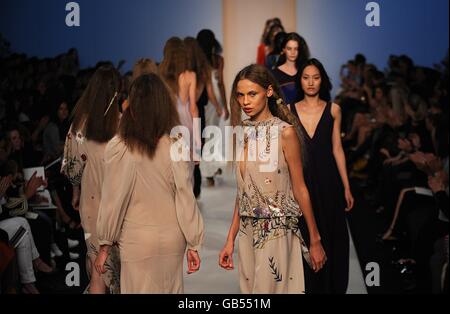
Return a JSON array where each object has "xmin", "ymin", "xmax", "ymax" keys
[{"xmin": 243, "ymin": 108, "xmax": 252, "ymax": 113}]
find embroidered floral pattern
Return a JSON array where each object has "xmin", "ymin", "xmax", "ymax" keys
[
  {"xmin": 75, "ymin": 131, "xmax": 85, "ymax": 144},
  {"xmin": 61, "ymin": 129, "xmax": 86, "ymax": 186},
  {"xmin": 269, "ymin": 256, "xmax": 282, "ymax": 282},
  {"xmin": 240, "ymin": 216, "xmax": 299, "ymax": 249}
]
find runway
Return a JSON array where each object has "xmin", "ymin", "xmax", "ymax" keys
[{"xmin": 183, "ymin": 167, "xmax": 367, "ymax": 294}]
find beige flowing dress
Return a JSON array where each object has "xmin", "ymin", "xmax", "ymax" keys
[
  {"xmin": 61, "ymin": 126, "xmax": 121, "ymax": 294},
  {"xmin": 236, "ymin": 117, "xmax": 311, "ymax": 294},
  {"xmin": 96, "ymin": 135, "xmax": 204, "ymax": 294}
]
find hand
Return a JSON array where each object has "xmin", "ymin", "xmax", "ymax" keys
[
  {"xmin": 219, "ymin": 241, "xmax": 234, "ymax": 270},
  {"xmin": 72, "ymin": 186, "xmax": 80, "ymax": 211},
  {"xmin": 397, "ymin": 138, "xmax": 412, "ymax": 152},
  {"xmin": 24, "ymin": 172, "xmax": 44, "ymax": 200},
  {"xmin": 0, "ymin": 175, "xmax": 13, "ymax": 198},
  {"xmin": 409, "ymin": 151, "xmax": 427, "ymax": 169},
  {"xmin": 215, "ymin": 106, "xmax": 223, "ymax": 117},
  {"xmin": 379, "ymin": 148, "xmax": 391, "ymax": 159},
  {"xmin": 428, "ymin": 172, "xmax": 448, "ymax": 193},
  {"xmin": 408, "ymin": 133, "xmax": 421, "ymax": 150},
  {"xmin": 186, "ymin": 249, "xmax": 201, "ymax": 274},
  {"xmin": 383, "ymin": 157, "xmax": 397, "ymax": 165},
  {"xmin": 309, "ymin": 241, "xmax": 327, "ymax": 273},
  {"xmin": 94, "ymin": 247, "xmax": 110, "ymax": 274},
  {"xmin": 345, "ymin": 188, "xmax": 354, "ymax": 211}
]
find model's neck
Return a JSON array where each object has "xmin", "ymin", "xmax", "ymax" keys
[
  {"xmin": 251, "ymin": 108, "xmax": 274, "ymax": 123},
  {"xmin": 302, "ymin": 95, "xmax": 321, "ymax": 107}
]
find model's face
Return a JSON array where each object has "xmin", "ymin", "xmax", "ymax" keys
[
  {"xmin": 236, "ymin": 79, "xmax": 272, "ymax": 118},
  {"xmin": 283, "ymin": 40, "xmax": 299, "ymax": 63},
  {"xmin": 301, "ymin": 65, "xmax": 321, "ymax": 97}
]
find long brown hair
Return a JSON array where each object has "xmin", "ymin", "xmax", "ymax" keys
[
  {"xmin": 71, "ymin": 66, "xmax": 121, "ymax": 143},
  {"xmin": 159, "ymin": 37, "xmax": 188, "ymax": 95},
  {"xmin": 118, "ymin": 73, "xmax": 179, "ymax": 158},
  {"xmin": 183, "ymin": 37, "xmax": 210, "ymax": 87},
  {"xmin": 230, "ymin": 64, "xmax": 306, "ymax": 161}
]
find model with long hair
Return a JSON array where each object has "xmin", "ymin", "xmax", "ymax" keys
[
  {"xmin": 95, "ymin": 73, "xmax": 204, "ymax": 293},
  {"xmin": 61, "ymin": 65, "xmax": 122, "ymax": 294},
  {"xmin": 220, "ymin": 64, "xmax": 326, "ymax": 293}
]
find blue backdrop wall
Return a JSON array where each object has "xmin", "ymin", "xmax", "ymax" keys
[
  {"xmin": 0, "ymin": 0, "xmax": 223, "ymax": 71},
  {"xmin": 296, "ymin": 0, "xmax": 449, "ymax": 95}
]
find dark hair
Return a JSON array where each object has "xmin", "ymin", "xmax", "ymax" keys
[
  {"xmin": 269, "ymin": 32, "xmax": 287, "ymax": 56},
  {"xmin": 196, "ymin": 29, "xmax": 222, "ymax": 67},
  {"xmin": 264, "ymin": 24, "xmax": 285, "ymax": 46},
  {"xmin": 71, "ymin": 65, "xmax": 121, "ymax": 143},
  {"xmin": 277, "ymin": 32, "xmax": 310, "ymax": 70},
  {"xmin": 297, "ymin": 58, "xmax": 332, "ymax": 102},
  {"xmin": 118, "ymin": 74, "xmax": 179, "ymax": 158}
]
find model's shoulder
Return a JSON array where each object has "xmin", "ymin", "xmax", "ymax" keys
[
  {"xmin": 280, "ymin": 123, "xmax": 297, "ymax": 140},
  {"xmin": 330, "ymin": 102, "xmax": 341, "ymax": 118}
]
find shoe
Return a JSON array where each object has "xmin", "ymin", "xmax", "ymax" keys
[
  {"xmin": 67, "ymin": 239, "xmax": 79, "ymax": 249},
  {"xmin": 51, "ymin": 243, "xmax": 63, "ymax": 257},
  {"xmin": 69, "ymin": 252, "xmax": 80, "ymax": 260}
]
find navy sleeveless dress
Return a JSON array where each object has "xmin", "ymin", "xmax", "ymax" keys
[{"xmin": 291, "ymin": 101, "xmax": 350, "ymax": 294}]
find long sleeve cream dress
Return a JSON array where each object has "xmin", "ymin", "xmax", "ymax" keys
[{"xmin": 97, "ymin": 135, "xmax": 204, "ymax": 294}]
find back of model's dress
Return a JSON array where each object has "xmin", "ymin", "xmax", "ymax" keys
[
  {"xmin": 292, "ymin": 102, "xmax": 349, "ymax": 294},
  {"xmin": 201, "ymin": 69, "xmax": 227, "ymax": 178},
  {"xmin": 176, "ymin": 97, "xmax": 193, "ymax": 136}
]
